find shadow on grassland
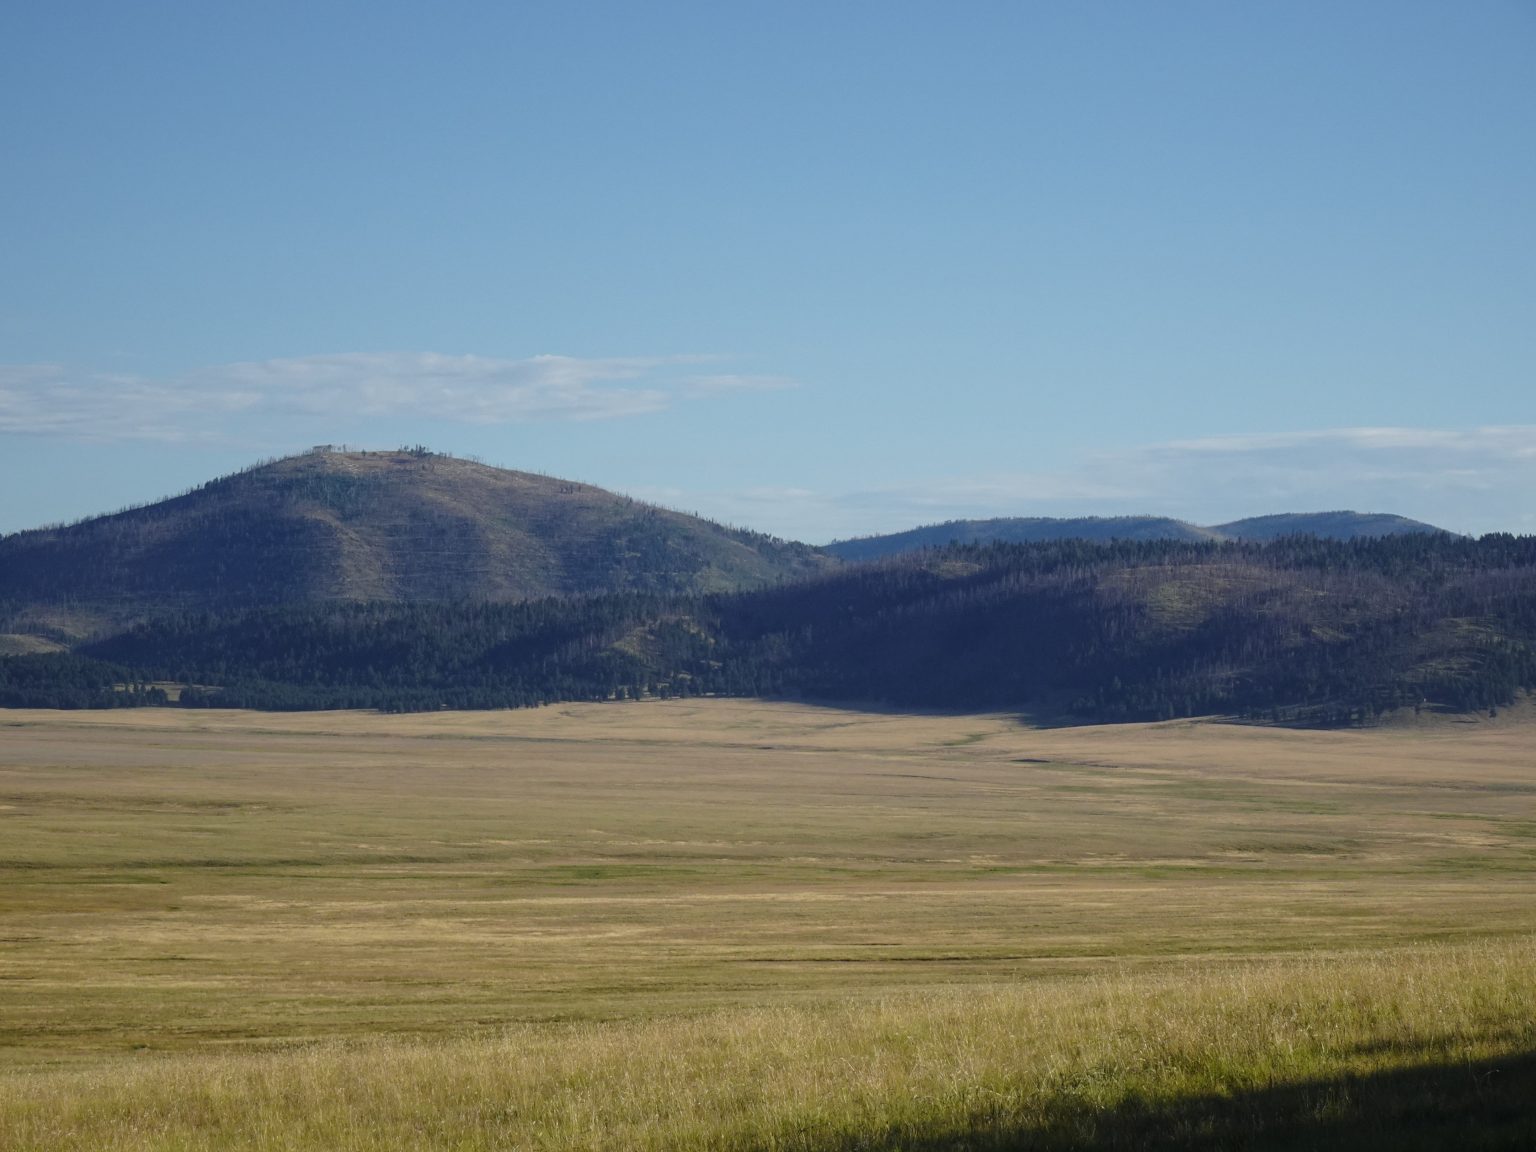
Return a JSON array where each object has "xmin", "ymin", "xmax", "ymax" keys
[{"xmin": 788, "ymin": 1050, "xmax": 1536, "ymax": 1152}]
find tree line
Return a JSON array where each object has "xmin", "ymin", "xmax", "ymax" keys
[{"xmin": 2, "ymin": 533, "xmax": 1532, "ymax": 724}]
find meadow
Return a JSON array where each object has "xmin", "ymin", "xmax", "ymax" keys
[{"xmin": 1, "ymin": 700, "xmax": 1534, "ymax": 1148}]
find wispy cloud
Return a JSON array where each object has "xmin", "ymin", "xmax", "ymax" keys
[
  {"xmin": 657, "ymin": 426, "xmax": 1536, "ymax": 542},
  {"xmin": 0, "ymin": 363, "xmax": 257, "ymax": 440},
  {"xmin": 1158, "ymin": 426, "xmax": 1536, "ymax": 457},
  {"xmin": 0, "ymin": 352, "xmax": 789, "ymax": 440},
  {"xmin": 1129, "ymin": 426, "xmax": 1536, "ymax": 510}
]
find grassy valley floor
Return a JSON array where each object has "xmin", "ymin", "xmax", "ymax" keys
[{"xmin": 1, "ymin": 701, "xmax": 1534, "ymax": 1147}]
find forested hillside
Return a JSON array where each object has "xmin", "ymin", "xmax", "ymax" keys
[
  {"xmin": 719, "ymin": 534, "xmax": 1534, "ymax": 724},
  {"xmin": 825, "ymin": 517, "xmax": 1221, "ymax": 562},
  {"xmin": 33, "ymin": 534, "xmax": 1533, "ymax": 726},
  {"xmin": 827, "ymin": 511, "xmax": 1448, "ymax": 562},
  {"xmin": 0, "ymin": 449, "xmax": 834, "ymax": 638},
  {"xmin": 1216, "ymin": 512, "xmax": 1446, "ymax": 541}
]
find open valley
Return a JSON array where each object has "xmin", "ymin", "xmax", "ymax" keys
[{"xmin": 2, "ymin": 701, "xmax": 1534, "ymax": 1148}]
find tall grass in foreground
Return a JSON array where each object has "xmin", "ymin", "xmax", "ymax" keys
[{"xmin": 6, "ymin": 938, "xmax": 1535, "ymax": 1151}]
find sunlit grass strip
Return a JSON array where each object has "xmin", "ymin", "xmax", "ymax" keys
[{"xmin": 5, "ymin": 937, "xmax": 1534, "ymax": 1151}]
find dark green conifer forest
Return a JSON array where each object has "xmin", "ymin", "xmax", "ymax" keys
[{"xmin": 5, "ymin": 534, "xmax": 1530, "ymax": 725}]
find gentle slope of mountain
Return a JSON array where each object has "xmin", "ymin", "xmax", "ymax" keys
[
  {"xmin": 42, "ymin": 534, "xmax": 1535, "ymax": 726},
  {"xmin": 826, "ymin": 511, "xmax": 1449, "ymax": 561},
  {"xmin": 1215, "ymin": 512, "xmax": 1448, "ymax": 541},
  {"xmin": 0, "ymin": 449, "xmax": 835, "ymax": 638},
  {"xmin": 1, "ymin": 456, "xmax": 1506, "ymax": 728},
  {"xmin": 824, "ymin": 517, "xmax": 1221, "ymax": 562}
]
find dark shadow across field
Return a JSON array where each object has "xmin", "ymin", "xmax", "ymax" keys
[{"xmin": 785, "ymin": 1050, "xmax": 1536, "ymax": 1152}]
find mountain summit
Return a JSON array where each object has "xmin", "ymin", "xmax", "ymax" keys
[{"xmin": 0, "ymin": 449, "xmax": 834, "ymax": 638}]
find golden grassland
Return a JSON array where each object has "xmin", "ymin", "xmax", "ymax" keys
[
  {"xmin": 6, "ymin": 940, "xmax": 1536, "ymax": 1151},
  {"xmin": 2, "ymin": 700, "xmax": 1534, "ymax": 1148}
]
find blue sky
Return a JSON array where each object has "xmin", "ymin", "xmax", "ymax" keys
[{"xmin": 3, "ymin": 1, "xmax": 1533, "ymax": 541}]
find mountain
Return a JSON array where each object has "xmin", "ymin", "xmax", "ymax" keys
[
  {"xmin": 0, "ymin": 454, "xmax": 1501, "ymax": 728},
  {"xmin": 0, "ymin": 449, "xmax": 835, "ymax": 640},
  {"xmin": 65, "ymin": 534, "xmax": 1536, "ymax": 725},
  {"xmin": 826, "ymin": 511, "xmax": 1448, "ymax": 562},
  {"xmin": 1214, "ymin": 512, "xmax": 1448, "ymax": 541},
  {"xmin": 825, "ymin": 517, "xmax": 1221, "ymax": 562}
]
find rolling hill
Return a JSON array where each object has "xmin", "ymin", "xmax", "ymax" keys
[
  {"xmin": 824, "ymin": 516, "xmax": 1222, "ymax": 562},
  {"xmin": 0, "ymin": 449, "xmax": 834, "ymax": 641},
  {"xmin": 1215, "ymin": 512, "xmax": 1446, "ymax": 541},
  {"xmin": 36, "ymin": 534, "xmax": 1531, "ymax": 725},
  {"xmin": 826, "ymin": 511, "xmax": 1448, "ymax": 562},
  {"xmin": 3, "ymin": 455, "xmax": 1515, "ymax": 728}
]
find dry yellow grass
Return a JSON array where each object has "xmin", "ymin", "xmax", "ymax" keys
[
  {"xmin": 1, "ymin": 700, "xmax": 1534, "ymax": 1146},
  {"xmin": 4, "ymin": 939, "xmax": 1534, "ymax": 1150}
]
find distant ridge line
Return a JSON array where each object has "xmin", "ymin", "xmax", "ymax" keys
[{"xmin": 825, "ymin": 511, "xmax": 1450, "ymax": 562}]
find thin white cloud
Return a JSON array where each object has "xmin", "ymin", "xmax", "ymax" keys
[
  {"xmin": 1158, "ymin": 426, "xmax": 1536, "ymax": 455},
  {"xmin": 1126, "ymin": 426, "xmax": 1536, "ymax": 512},
  {"xmin": 0, "ymin": 363, "xmax": 256, "ymax": 441},
  {"xmin": 0, "ymin": 352, "xmax": 791, "ymax": 440}
]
